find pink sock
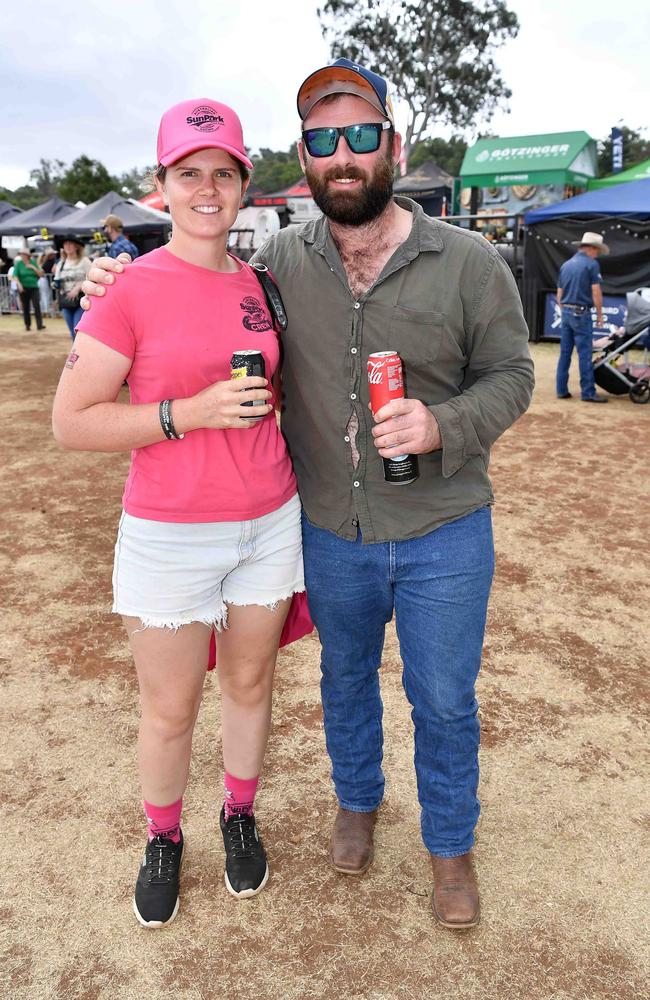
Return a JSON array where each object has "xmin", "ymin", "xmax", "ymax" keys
[
  {"xmin": 223, "ymin": 772, "xmax": 259, "ymax": 820},
  {"xmin": 143, "ymin": 797, "xmax": 183, "ymax": 843}
]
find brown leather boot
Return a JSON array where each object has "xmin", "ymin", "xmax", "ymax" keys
[
  {"xmin": 328, "ymin": 807, "xmax": 377, "ymax": 874},
  {"xmin": 430, "ymin": 852, "xmax": 480, "ymax": 928}
]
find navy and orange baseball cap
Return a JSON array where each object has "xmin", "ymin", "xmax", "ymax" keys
[{"xmin": 297, "ymin": 58, "xmax": 395, "ymax": 125}]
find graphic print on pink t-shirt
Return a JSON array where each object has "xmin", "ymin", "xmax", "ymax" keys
[{"xmin": 76, "ymin": 247, "xmax": 296, "ymax": 523}]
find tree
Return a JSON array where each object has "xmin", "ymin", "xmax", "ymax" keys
[
  {"xmin": 117, "ymin": 165, "xmax": 157, "ymax": 200},
  {"xmin": 409, "ymin": 134, "xmax": 468, "ymax": 177},
  {"xmin": 29, "ymin": 158, "xmax": 67, "ymax": 199},
  {"xmin": 0, "ymin": 184, "xmax": 45, "ymax": 210},
  {"xmin": 596, "ymin": 126, "xmax": 650, "ymax": 177},
  {"xmin": 58, "ymin": 155, "xmax": 118, "ymax": 205},
  {"xmin": 317, "ymin": 0, "xmax": 519, "ymax": 163},
  {"xmin": 251, "ymin": 144, "xmax": 303, "ymax": 193}
]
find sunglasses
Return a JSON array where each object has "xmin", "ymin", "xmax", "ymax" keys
[{"xmin": 302, "ymin": 121, "xmax": 391, "ymax": 158}]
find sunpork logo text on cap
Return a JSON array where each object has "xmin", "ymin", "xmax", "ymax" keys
[{"xmin": 186, "ymin": 105, "xmax": 225, "ymax": 132}]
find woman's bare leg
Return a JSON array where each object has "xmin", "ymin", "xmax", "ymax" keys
[
  {"xmin": 123, "ymin": 617, "xmax": 211, "ymax": 805},
  {"xmin": 216, "ymin": 599, "xmax": 291, "ymax": 779}
]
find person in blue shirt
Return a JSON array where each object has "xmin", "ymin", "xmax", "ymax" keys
[
  {"xmin": 556, "ymin": 232, "xmax": 608, "ymax": 402},
  {"xmin": 101, "ymin": 214, "xmax": 139, "ymax": 260}
]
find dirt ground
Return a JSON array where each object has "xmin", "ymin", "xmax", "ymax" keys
[{"xmin": 1, "ymin": 313, "xmax": 648, "ymax": 1000}]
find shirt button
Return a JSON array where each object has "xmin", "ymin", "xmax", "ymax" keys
[
  {"xmin": 344, "ymin": 435, "xmax": 350, "ymax": 442},
  {"xmin": 350, "ymin": 347, "xmax": 357, "ymax": 354},
  {"xmin": 350, "ymin": 393, "xmax": 357, "ymax": 400},
  {"xmin": 353, "ymin": 481, "xmax": 360, "ymax": 488},
  {"xmin": 354, "ymin": 302, "xmax": 360, "ymax": 310}
]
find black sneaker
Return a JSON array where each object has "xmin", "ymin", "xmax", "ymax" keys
[
  {"xmin": 133, "ymin": 832, "xmax": 183, "ymax": 928},
  {"xmin": 220, "ymin": 807, "xmax": 269, "ymax": 899}
]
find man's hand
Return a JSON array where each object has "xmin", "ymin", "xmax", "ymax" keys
[
  {"xmin": 370, "ymin": 398, "xmax": 441, "ymax": 457},
  {"xmin": 80, "ymin": 253, "xmax": 132, "ymax": 310}
]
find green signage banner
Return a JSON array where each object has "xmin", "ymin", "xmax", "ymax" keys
[{"xmin": 460, "ymin": 131, "xmax": 597, "ymax": 188}]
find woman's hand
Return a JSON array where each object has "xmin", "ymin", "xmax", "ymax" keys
[{"xmin": 175, "ymin": 377, "xmax": 273, "ymax": 432}]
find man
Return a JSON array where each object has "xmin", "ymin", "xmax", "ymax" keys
[
  {"xmin": 556, "ymin": 231, "xmax": 609, "ymax": 402},
  {"xmin": 82, "ymin": 59, "xmax": 534, "ymax": 929},
  {"xmin": 101, "ymin": 214, "xmax": 139, "ymax": 260},
  {"xmin": 13, "ymin": 249, "xmax": 45, "ymax": 331}
]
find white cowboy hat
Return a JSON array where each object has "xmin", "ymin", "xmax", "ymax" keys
[{"xmin": 571, "ymin": 231, "xmax": 609, "ymax": 254}]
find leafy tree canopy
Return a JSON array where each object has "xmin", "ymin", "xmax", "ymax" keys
[
  {"xmin": 117, "ymin": 165, "xmax": 157, "ymax": 200},
  {"xmin": 0, "ymin": 184, "xmax": 45, "ymax": 210},
  {"xmin": 317, "ymin": 0, "xmax": 519, "ymax": 162},
  {"xmin": 58, "ymin": 155, "xmax": 118, "ymax": 205},
  {"xmin": 408, "ymin": 134, "xmax": 468, "ymax": 177},
  {"xmin": 250, "ymin": 143, "xmax": 303, "ymax": 193},
  {"xmin": 29, "ymin": 158, "xmax": 67, "ymax": 199}
]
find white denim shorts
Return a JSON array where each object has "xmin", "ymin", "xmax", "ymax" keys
[{"xmin": 112, "ymin": 494, "xmax": 304, "ymax": 630}]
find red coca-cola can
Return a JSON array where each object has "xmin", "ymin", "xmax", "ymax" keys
[{"xmin": 367, "ymin": 351, "xmax": 419, "ymax": 485}]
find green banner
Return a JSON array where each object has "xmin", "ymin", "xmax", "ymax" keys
[{"xmin": 460, "ymin": 131, "xmax": 596, "ymax": 188}]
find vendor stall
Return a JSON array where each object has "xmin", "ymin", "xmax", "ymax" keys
[
  {"xmin": 0, "ymin": 201, "xmax": 22, "ymax": 226},
  {"xmin": 459, "ymin": 131, "xmax": 597, "ymax": 220},
  {"xmin": 0, "ymin": 195, "xmax": 75, "ymax": 237},
  {"xmin": 249, "ymin": 177, "xmax": 319, "ymax": 225},
  {"xmin": 393, "ymin": 160, "xmax": 452, "ymax": 217},
  {"xmin": 49, "ymin": 191, "xmax": 171, "ymax": 255},
  {"xmin": 523, "ymin": 178, "xmax": 650, "ymax": 340}
]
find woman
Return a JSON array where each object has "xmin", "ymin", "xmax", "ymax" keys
[
  {"xmin": 39, "ymin": 248, "xmax": 58, "ymax": 318},
  {"xmin": 54, "ymin": 236, "xmax": 91, "ymax": 339},
  {"xmin": 52, "ymin": 99, "xmax": 304, "ymax": 929}
]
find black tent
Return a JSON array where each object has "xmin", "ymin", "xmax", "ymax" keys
[
  {"xmin": 523, "ymin": 179, "xmax": 650, "ymax": 340},
  {"xmin": 0, "ymin": 201, "xmax": 22, "ymax": 226},
  {"xmin": 393, "ymin": 160, "xmax": 452, "ymax": 216},
  {"xmin": 0, "ymin": 195, "xmax": 75, "ymax": 236},
  {"xmin": 49, "ymin": 191, "xmax": 171, "ymax": 256}
]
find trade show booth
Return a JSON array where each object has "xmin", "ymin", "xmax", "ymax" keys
[
  {"xmin": 49, "ymin": 192, "xmax": 171, "ymax": 255},
  {"xmin": 523, "ymin": 178, "xmax": 650, "ymax": 340}
]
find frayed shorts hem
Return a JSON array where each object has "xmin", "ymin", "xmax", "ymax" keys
[{"xmin": 114, "ymin": 582, "xmax": 306, "ymax": 632}]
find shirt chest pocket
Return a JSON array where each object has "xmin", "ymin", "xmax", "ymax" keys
[{"xmin": 389, "ymin": 306, "xmax": 454, "ymax": 368}]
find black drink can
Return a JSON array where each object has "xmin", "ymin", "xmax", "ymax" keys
[{"xmin": 230, "ymin": 350, "xmax": 266, "ymax": 418}]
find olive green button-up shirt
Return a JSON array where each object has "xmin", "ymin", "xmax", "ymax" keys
[{"xmin": 253, "ymin": 197, "xmax": 534, "ymax": 543}]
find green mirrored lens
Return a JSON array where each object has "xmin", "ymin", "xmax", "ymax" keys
[
  {"xmin": 346, "ymin": 125, "xmax": 380, "ymax": 152},
  {"xmin": 306, "ymin": 129, "xmax": 338, "ymax": 156}
]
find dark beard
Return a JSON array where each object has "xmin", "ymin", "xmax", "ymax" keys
[{"xmin": 305, "ymin": 149, "xmax": 395, "ymax": 226}]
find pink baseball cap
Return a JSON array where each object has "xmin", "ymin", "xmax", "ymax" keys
[{"xmin": 156, "ymin": 98, "xmax": 253, "ymax": 170}]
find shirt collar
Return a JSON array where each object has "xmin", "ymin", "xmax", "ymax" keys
[{"xmin": 299, "ymin": 196, "xmax": 444, "ymax": 255}]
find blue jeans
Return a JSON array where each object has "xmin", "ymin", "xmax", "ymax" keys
[
  {"xmin": 302, "ymin": 507, "xmax": 495, "ymax": 857},
  {"xmin": 556, "ymin": 309, "xmax": 596, "ymax": 399},
  {"xmin": 62, "ymin": 305, "xmax": 84, "ymax": 340}
]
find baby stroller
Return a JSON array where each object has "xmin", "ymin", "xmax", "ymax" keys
[{"xmin": 593, "ymin": 289, "xmax": 650, "ymax": 404}]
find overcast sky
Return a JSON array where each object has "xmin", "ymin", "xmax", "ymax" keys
[{"xmin": 1, "ymin": 0, "xmax": 648, "ymax": 191}]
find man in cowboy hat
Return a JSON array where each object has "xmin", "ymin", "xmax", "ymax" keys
[{"xmin": 556, "ymin": 231, "xmax": 609, "ymax": 402}]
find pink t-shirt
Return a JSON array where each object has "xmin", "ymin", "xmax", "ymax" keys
[{"xmin": 76, "ymin": 246, "xmax": 297, "ymax": 522}]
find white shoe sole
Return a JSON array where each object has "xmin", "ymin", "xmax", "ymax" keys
[
  {"xmin": 224, "ymin": 863, "xmax": 269, "ymax": 900},
  {"xmin": 132, "ymin": 894, "xmax": 180, "ymax": 929}
]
